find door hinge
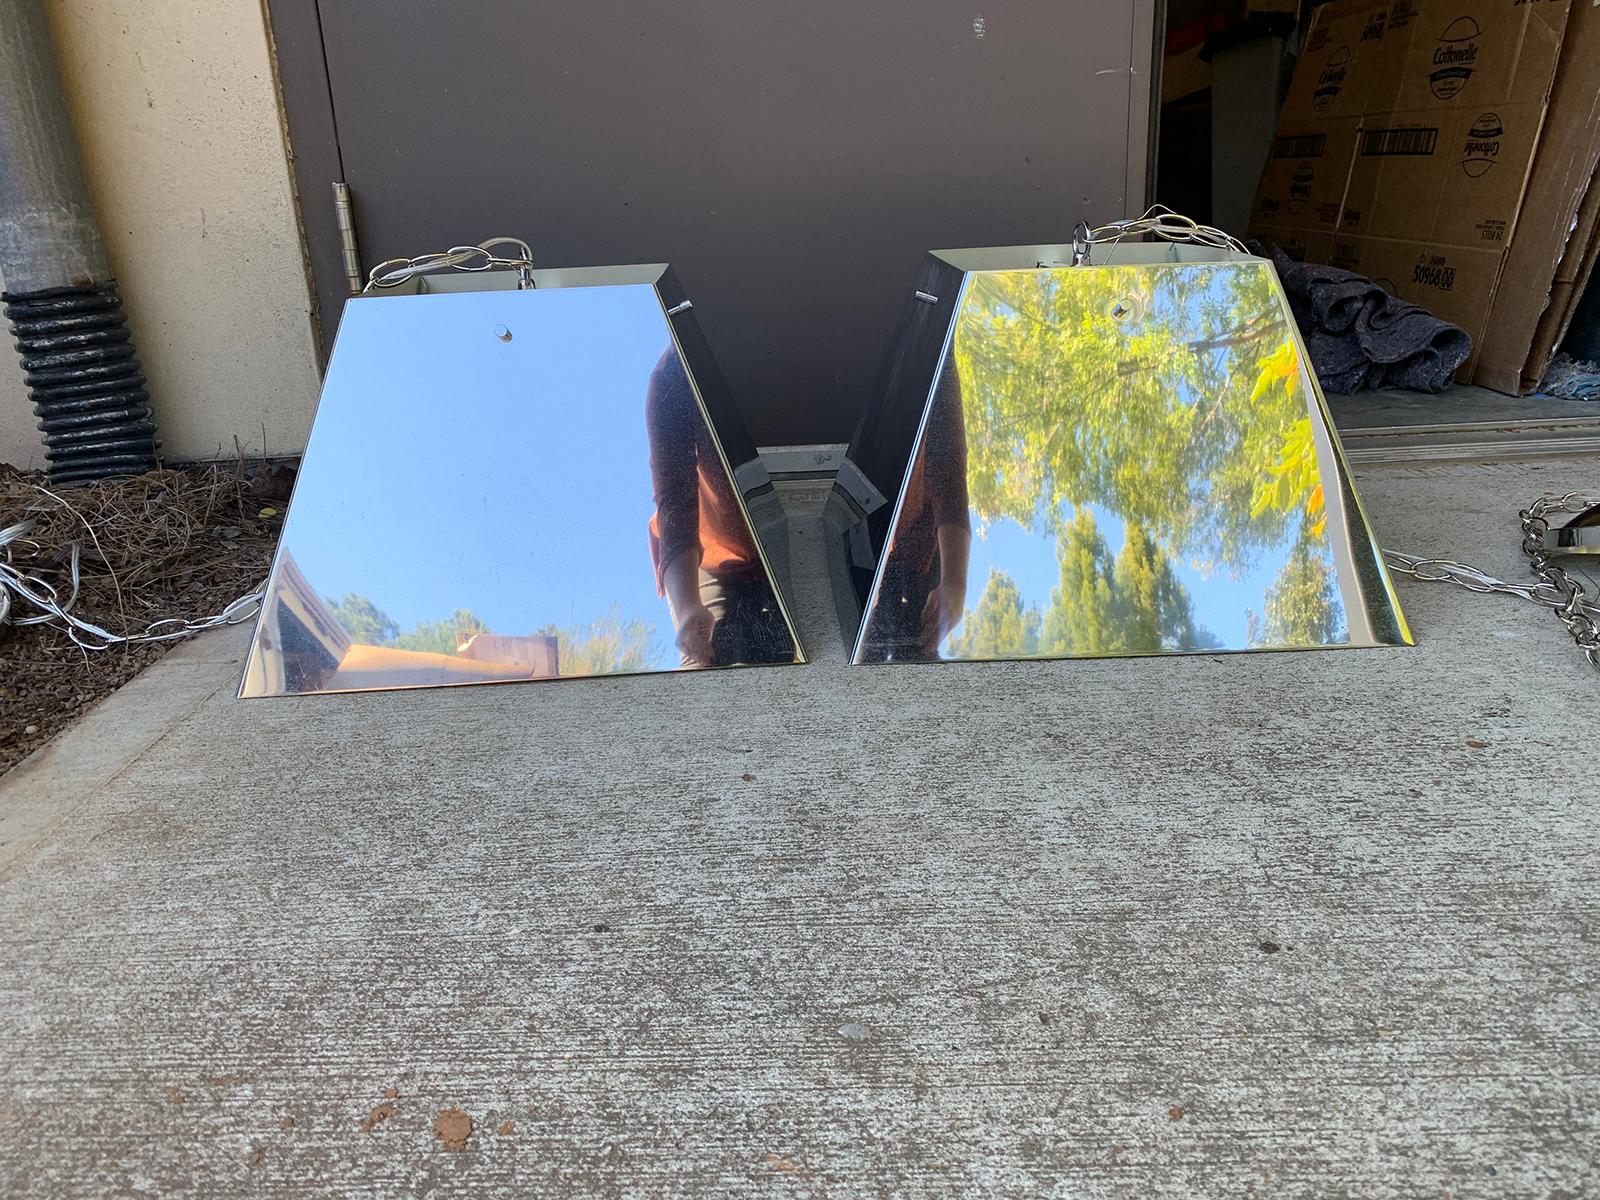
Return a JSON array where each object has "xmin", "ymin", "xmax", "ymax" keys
[{"xmin": 332, "ymin": 181, "xmax": 362, "ymax": 294}]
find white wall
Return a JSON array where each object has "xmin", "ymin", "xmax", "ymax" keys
[{"xmin": 0, "ymin": 0, "xmax": 320, "ymax": 470}]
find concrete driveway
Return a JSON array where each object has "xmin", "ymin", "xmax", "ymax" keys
[{"xmin": 1, "ymin": 459, "xmax": 1596, "ymax": 1197}]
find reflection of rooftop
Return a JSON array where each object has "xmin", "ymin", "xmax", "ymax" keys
[
  {"xmin": 272, "ymin": 553, "xmax": 351, "ymax": 660},
  {"xmin": 239, "ymin": 551, "xmax": 350, "ymax": 696},
  {"xmin": 329, "ymin": 643, "xmax": 544, "ymax": 690},
  {"xmin": 456, "ymin": 632, "xmax": 559, "ymax": 675}
]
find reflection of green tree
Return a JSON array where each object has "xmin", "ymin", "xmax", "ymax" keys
[
  {"xmin": 1114, "ymin": 522, "xmax": 1201, "ymax": 653},
  {"xmin": 327, "ymin": 595, "xmax": 661, "ymax": 673},
  {"xmin": 949, "ymin": 569, "xmax": 1039, "ymax": 657},
  {"xmin": 393, "ymin": 608, "xmax": 489, "ymax": 655},
  {"xmin": 1246, "ymin": 542, "xmax": 1345, "ymax": 647},
  {"xmin": 954, "ymin": 265, "xmax": 1325, "ymax": 571},
  {"xmin": 1035, "ymin": 510, "xmax": 1216, "ymax": 655},
  {"xmin": 325, "ymin": 593, "xmax": 398, "ymax": 645},
  {"xmin": 1040, "ymin": 510, "xmax": 1120, "ymax": 654},
  {"xmin": 534, "ymin": 608, "xmax": 658, "ymax": 675}
]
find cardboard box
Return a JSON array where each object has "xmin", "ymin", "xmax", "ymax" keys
[
  {"xmin": 1528, "ymin": 175, "xmax": 1600, "ymax": 382},
  {"xmin": 1252, "ymin": 224, "xmax": 1336, "ymax": 266},
  {"xmin": 1326, "ymin": 233, "xmax": 1507, "ymax": 336},
  {"xmin": 1279, "ymin": 0, "xmax": 1567, "ymax": 121},
  {"xmin": 1474, "ymin": 0, "xmax": 1600, "ymax": 391},
  {"xmin": 1339, "ymin": 102, "xmax": 1545, "ymax": 246},
  {"xmin": 1253, "ymin": 118, "xmax": 1361, "ymax": 232},
  {"xmin": 1250, "ymin": 0, "xmax": 1595, "ymax": 389}
]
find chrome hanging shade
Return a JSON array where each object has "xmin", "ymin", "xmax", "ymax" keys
[
  {"xmin": 826, "ymin": 211, "xmax": 1411, "ymax": 665},
  {"xmin": 242, "ymin": 240, "xmax": 803, "ymax": 697}
]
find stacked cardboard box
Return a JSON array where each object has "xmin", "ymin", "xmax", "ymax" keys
[{"xmin": 1249, "ymin": 0, "xmax": 1600, "ymax": 392}]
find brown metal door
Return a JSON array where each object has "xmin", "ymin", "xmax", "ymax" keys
[{"xmin": 274, "ymin": 0, "xmax": 1157, "ymax": 446}]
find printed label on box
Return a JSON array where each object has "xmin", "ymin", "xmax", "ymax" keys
[
  {"xmin": 1279, "ymin": 0, "xmax": 1569, "ymax": 123},
  {"xmin": 1337, "ymin": 102, "xmax": 1543, "ymax": 244},
  {"xmin": 1330, "ymin": 234, "xmax": 1506, "ymax": 356},
  {"xmin": 1252, "ymin": 120, "xmax": 1361, "ymax": 232}
]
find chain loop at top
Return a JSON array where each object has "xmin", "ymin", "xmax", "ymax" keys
[
  {"xmin": 1073, "ymin": 204, "xmax": 1252, "ymax": 263},
  {"xmin": 364, "ymin": 236, "xmax": 536, "ymax": 292}
]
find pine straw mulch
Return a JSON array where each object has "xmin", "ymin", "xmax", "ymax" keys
[{"xmin": 0, "ymin": 461, "xmax": 292, "ymax": 777}]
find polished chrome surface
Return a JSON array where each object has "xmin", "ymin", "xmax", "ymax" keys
[
  {"xmin": 841, "ymin": 253, "xmax": 1411, "ymax": 664},
  {"xmin": 1546, "ymin": 502, "xmax": 1600, "ymax": 555},
  {"xmin": 242, "ymin": 277, "xmax": 802, "ymax": 697}
]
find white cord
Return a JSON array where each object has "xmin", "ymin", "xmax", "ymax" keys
[{"xmin": 0, "ymin": 517, "xmax": 262, "ymax": 652}]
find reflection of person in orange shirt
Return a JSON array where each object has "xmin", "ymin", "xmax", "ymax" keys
[
  {"xmin": 646, "ymin": 348, "xmax": 795, "ymax": 667},
  {"xmin": 865, "ymin": 348, "xmax": 971, "ymax": 659}
]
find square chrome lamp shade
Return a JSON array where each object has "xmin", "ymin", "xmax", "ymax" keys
[
  {"xmin": 826, "ymin": 240, "xmax": 1411, "ymax": 664},
  {"xmin": 242, "ymin": 263, "xmax": 803, "ymax": 697}
]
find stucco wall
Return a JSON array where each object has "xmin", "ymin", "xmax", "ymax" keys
[{"xmin": 0, "ymin": 0, "xmax": 319, "ymax": 470}]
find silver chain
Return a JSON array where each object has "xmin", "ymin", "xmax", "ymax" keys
[
  {"xmin": 0, "ymin": 518, "xmax": 263, "ymax": 652},
  {"xmin": 363, "ymin": 236, "xmax": 536, "ymax": 292},
  {"xmin": 1383, "ymin": 491, "xmax": 1600, "ymax": 671},
  {"xmin": 1069, "ymin": 204, "xmax": 1252, "ymax": 266}
]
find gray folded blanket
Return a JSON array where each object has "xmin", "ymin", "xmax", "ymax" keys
[{"xmin": 1252, "ymin": 243, "xmax": 1472, "ymax": 393}]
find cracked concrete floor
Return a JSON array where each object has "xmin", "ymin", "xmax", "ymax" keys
[{"xmin": 1, "ymin": 459, "xmax": 1597, "ymax": 1197}]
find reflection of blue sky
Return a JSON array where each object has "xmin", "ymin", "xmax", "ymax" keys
[
  {"xmin": 958, "ymin": 505, "xmax": 1320, "ymax": 651},
  {"xmin": 281, "ymin": 286, "xmax": 676, "ymax": 667},
  {"xmin": 963, "ymin": 517, "xmax": 1057, "ymax": 614}
]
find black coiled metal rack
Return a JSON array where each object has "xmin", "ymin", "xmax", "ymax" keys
[{"xmin": 3, "ymin": 280, "xmax": 159, "ymax": 485}]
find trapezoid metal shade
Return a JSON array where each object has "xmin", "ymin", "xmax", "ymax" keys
[
  {"xmin": 825, "ymin": 242, "xmax": 1411, "ymax": 665},
  {"xmin": 241, "ymin": 263, "xmax": 804, "ymax": 697}
]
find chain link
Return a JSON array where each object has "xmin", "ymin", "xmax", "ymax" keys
[
  {"xmin": 364, "ymin": 236, "xmax": 535, "ymax": 292},
  {"xmin": 1383, "ymin": 491, "xmax": 1600, "ymax": 671},
  {"xmin": 0, "ymin": 517, "xmax": 263, "ymax": 652},
  {"xmin": 1071, "ymin": 204, "xmax": 1253, "ymax": 266}
]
